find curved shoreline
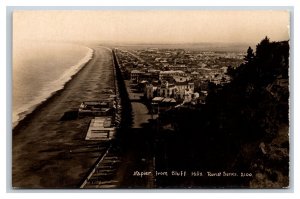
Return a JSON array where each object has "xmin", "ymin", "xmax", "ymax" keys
[
  {"xmin": 13, "ymin": 47, "xmax": 95, "ymax": 131},
  {"xmin": 12, "ymin": 46, "xmax": 116, "ymax": 188}
]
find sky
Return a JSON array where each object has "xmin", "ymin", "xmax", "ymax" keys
[{"xmin": 13, "ymin": 10, "xmax": 290, "ymax": 45}]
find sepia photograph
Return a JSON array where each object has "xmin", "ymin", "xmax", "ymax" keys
[{"xmin": 12, "ymin": 9, "xmax": 290, "ymax": 189}]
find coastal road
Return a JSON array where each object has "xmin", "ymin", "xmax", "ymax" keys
[
  {"xmin": 131, "ymin": 102, "xmax": 152, "ymax": 128},
  {"xmin": 124, "ymin": 80, "xmax": 153, "ymax": 128},
  {"xmin": 12, "ymin": 46, "xmax": 115, "ymax": 188}
]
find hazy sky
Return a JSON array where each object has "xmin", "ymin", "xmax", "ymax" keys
[{"xmin": 13, "ymin": 10, "xmax": 290, "ymax": 44}]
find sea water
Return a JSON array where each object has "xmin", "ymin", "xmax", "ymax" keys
[{"xmin": 13, "ymin": 41, "xmax": 93, "ymax": 127}]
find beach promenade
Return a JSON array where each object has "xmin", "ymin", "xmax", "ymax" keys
[{"xmin": 12, "ymin": 46, "xmax": 116, "ymax": 188}]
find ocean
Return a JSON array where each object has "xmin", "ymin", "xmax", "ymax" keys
[{"xmin": 13, "ymin": 41, "xmax": 93, "ymax": 127}]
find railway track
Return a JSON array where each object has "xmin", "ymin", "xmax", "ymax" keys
[{"xmin": 80, "ymin": 145, "xmax": 122, "ymax": 188}]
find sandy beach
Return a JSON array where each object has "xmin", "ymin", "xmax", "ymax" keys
[{"xmin": 12, "ymin": 46, "xmax": 116, "ymax": 188}]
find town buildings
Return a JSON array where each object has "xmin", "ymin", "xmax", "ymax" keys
[{"xmin": 115, "ymin": 47, "xmax": 244, "ymax": 111}]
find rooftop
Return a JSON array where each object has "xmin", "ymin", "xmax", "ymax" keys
[
  {"xmin": 160, "ymin": 70, "xmax": 185, "ymax": 74},
  {"xmin": 85, "ymin": 117, "xmax": 115, "ymax": 140},
  {"xmin": 131, "ymin": 70, "xmax": 145, "ymax": 74}
]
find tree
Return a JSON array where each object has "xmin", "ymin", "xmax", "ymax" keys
[
  {"xmin": 244, "ymin": 47, "xmax": 255, "ymax": 63},
  {"xmin": 255, "ymin": 36, "xmax": 271, "ymax": 61},
  {"xmin": 226, "ymin": 65, "xmax": 235, "ymax": 78}
]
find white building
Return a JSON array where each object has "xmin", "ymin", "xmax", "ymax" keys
[
  {"xmin": 156, "ymin": 81, "xmax": 177, "ymax": 98},
  {"xmin": 191, "ymin": 71, "xmax": 200, "ymax": 79},
  {"xmin": 130, "ymin": 70, "xmax": 145, "ymax": 83},
  {"xmin": 145, "ymin": 84, "xmax": 157, "ymax": 99}
]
